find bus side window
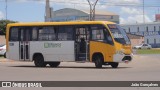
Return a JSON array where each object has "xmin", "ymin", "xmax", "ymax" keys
[
  {"xmin": 38, "ymin": 27, "xmax": 56, "ymax": 41},
  {"xmin": 9, "ymin": 27, "xmax": 19, "ymax": 41},
  {"xmin": 58, "ymin": 26, "xmax": 73, "ymax": 41},
  {"xmin": 38, "ymin": 28, "xmax": 48, "ymax": 41},
  {"xmin": 48, "ymin": 27, "xmax": 56, "ymax": 41},
  {"xmin": 91, "ymin": 25, "xmax": 104, "ymax": 41},
  {"xmin": 104, "ymin": 28, "xmax": 114, "ymax": 45},
  {"xmin": 65, "ymin": 26, "xmax": 73, "ymax": 40},
  {"xmin": 32, "ymin": 27, "xmax": 38, "ymax": 41},
  {"xmin": 58, "ymin": 26, "xmax": 67, "ymax": 41}
]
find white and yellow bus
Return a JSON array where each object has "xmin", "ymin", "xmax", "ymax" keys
[{"xmin": 6, "ymin": 21, "xmax": 133, "ymax": 68}]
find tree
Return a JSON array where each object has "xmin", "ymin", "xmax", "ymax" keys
[{"xmin": 0, "ymin": 20, "xmax": 17, "ymax": 35}]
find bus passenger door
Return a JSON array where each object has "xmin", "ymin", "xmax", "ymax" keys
[
  {"xmin": 75, "ymin": 26, "xmax": 90, "ymax": 61},
  {"xmin": 19, "ymin": 28, "xmax": 30, "ymax": 61}
]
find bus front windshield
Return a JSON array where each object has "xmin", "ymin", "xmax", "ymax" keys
[{"xmin": 108, "ymin": 24, "xmax": 131, "ymax": 45}]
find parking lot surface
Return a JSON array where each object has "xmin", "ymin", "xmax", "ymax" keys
[{"xmin": 0, "ymin": 54, "xmax": 160, "ymax": 90}]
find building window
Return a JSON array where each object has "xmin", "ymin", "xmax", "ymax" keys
[
  {"xmin": 137, "ymin": 27, "xmax": 139, "ymax": 32},
  {"xmin": 111, "ymin": 16, "xmax": 113, "ymax": 19},
  {"xmin": 154, "ymin": 26, "xmax": 156, "ymax": 32},
  {"xmin": 147, "ymin": 39, "xmax": 149, "ymax": 44},
  {"xmin": 146, "ymin": 26, "xmax": 148, "ymax": 32},
  {"xmin": 128, "ymin": 28, "xmax": 130, "ymax": 33},
  {"xmin": 154, "ymin": 39, "xmax": 156, "ymax": 44}
]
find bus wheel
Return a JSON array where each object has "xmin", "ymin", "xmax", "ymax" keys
[
  {"xmin": 34, "ymin": 55, "xmax": 46, "ymax": 67},
  {"xmin": 94, "ymin": 55, "xmax": 103, "ymax": 68},
  {"xmin": 49, "ymin": 62, "xmax": 60, "ymax": 67},
  {"xmin": 110, "ymin": 62, "xmax": 119, "ymax": 68},
  {"xmin": 4, "ymin": 52, "xmax": 6, "ymax": 58}
]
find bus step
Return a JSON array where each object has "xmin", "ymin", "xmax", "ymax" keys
[
  {"xmin": 79, "ymin": 57, "xmax": 86, "ymax": 59},
  {"xmin": 78, "ymin": 57, "xmax": 86, "ymax": 61},
  {"xmin": 78, "ymin": 53, "xmax": 86, "ymax": 57}
]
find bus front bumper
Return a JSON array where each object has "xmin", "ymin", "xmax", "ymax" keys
[{"xmin": 113, "ymin": 53, "xmax": 133, "ymax": 63}]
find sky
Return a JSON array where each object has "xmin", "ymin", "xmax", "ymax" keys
[{"xmin": 0, "ymin": 0, "xmax": 160, "ymax": 24}]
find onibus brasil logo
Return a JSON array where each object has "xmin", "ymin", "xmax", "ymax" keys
[{"xmin": 1, "ymin": 82, "xmax": 42, "ymax": 88}]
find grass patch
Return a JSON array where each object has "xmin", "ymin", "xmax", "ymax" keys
[{"xmin": 136, "ymin": 49, "xmax": 160, "ymax": 54}]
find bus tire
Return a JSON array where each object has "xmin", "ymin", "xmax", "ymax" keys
[
  {"xmin": 110, "ymin": 62, "xmax": 119, "ymax": 68},
  {"xmin": 49, "ymin": 62, "xmax": 60, "ymax": 67},
  {"xmin": 34, "ymin": 55, "xmax": 46, "ymax": 67},
  {"xmin": 4, "ymin": 52, "xmax": 6, "ymax": 58},
  {"xmin": 94, "ymin": 55, "xmax": 103, "ymax": 68}
]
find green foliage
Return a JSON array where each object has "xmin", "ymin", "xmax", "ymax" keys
[
  {"xmin": 0, "ymin": 20, "xmax": 17, "ymax": 35},
  {"xmin": 137, "ymin": 49, "xmax": 160, "ymax": 54}
]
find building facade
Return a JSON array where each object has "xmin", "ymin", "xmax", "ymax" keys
[
  {"xmin": 50, "ymin": 8, "xmax": 119, "ymax": 24},
  {"xmin": 45, "ymin": 1, "xmax": 119, "ymax": 23},
  {"xmin": 121, "ymin": 22, "xmax": 160, "ymax": 48}
]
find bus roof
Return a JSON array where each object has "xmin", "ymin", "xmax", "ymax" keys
[{"xmin": 7, "ymin": 21, "xmax": 116, "ymax": 27}]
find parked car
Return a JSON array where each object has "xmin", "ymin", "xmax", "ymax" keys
[
  {"xmin": 0, "ymin": 44, "xmax": 6, "ymax": 58},
  {"xmin": 133, "ymin": 44, "xmax": 152, "ymax": 49}
]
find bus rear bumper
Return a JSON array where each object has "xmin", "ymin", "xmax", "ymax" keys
[{"xmin": 113, "ymin": 53, "xmax": 133, "ymax": 63}]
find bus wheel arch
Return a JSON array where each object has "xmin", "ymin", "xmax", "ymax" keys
[
  {"xmin": 92, "ymin": 53, "xmax": 104, "ymax": 68},
  {"xmin": 33, "ymin": 53, "xmax": 46, "ymax": 67}
]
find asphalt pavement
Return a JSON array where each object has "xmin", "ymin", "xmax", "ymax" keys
[{"xmin": 0, "ymin": 54, "xmax": 160, "ymax": 90}]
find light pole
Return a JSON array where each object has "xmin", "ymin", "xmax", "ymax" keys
[
  {"xmin": 5, "ymin": 0, "xmax": 7, "ymax": 20},
  {"xmin": 143, "ymin": 0, "xmax": 145, "ymax": 23},
  {"xmin": 87, "ymin": 0, "xmax": 99, "ymax": 21}
]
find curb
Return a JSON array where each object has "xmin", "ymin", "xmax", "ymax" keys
[{"xmin": 0, "ymin": 59, "xmax": 14, "ymax": 62}]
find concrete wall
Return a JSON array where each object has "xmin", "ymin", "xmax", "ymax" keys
[
  {"xmin": 0, "ymin": 35, "xmax": 6, "ymax": 44},
  {"xmin": 130, "ymin": 37, "xmax": 144, "ymax": 47},
  {"xmin": 127, "ymin": 34, "xmax": 144, "ymax": 47}
]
